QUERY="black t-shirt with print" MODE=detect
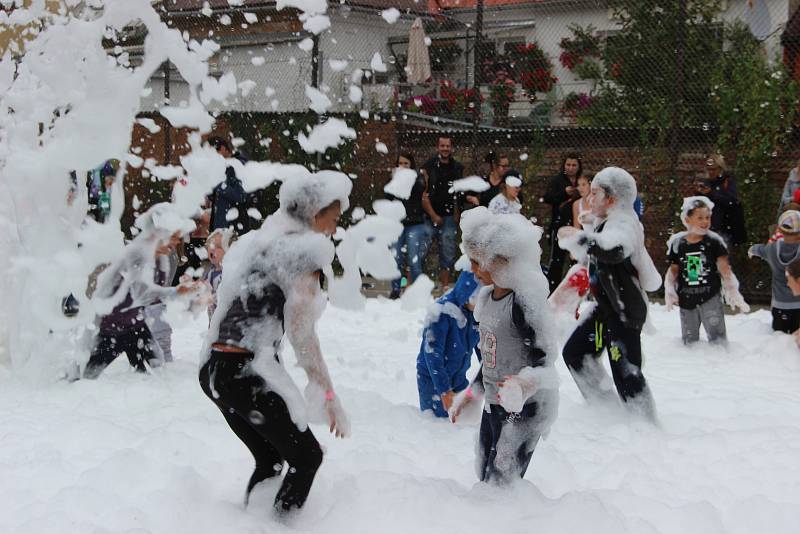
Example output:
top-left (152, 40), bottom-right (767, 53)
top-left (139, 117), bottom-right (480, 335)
top-left (668, 235), bottom-right (728, 309)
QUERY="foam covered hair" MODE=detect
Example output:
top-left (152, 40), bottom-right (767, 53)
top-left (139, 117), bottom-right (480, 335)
top-left (206, 227), bottom-right (235, 250)
top-left (593, 167), bottom-right (638, 211)
top-left (680, 196), bottom-right (714, 226)
top-left (134, 202), bottom-right (196, 237)
top-left (461, 207), bottom-right (543, 265)
top-left (280, 170), bottom-right (353, 225)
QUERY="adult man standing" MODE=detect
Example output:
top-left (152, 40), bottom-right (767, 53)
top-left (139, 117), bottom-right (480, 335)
top-left (543, 152), bottom-right (582, 292)
top-left (208, 136), bottom-right (251, 234)
top-left (422, 136), bottom-right (464, 290)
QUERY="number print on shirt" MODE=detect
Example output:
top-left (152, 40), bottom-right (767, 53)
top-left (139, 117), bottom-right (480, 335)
top-left (482, 332), bottom-right (498, 369)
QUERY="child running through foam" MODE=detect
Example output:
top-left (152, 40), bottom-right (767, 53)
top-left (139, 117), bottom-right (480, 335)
top-left (557, 167), bottom-right (661, 420)
top-left (200, 173), bottom-right (351, 517)
top-left (664, 196), bottom-right (749, 345)
top-left (450, 207), bottom-right (559, 485)
top-left (84, 203), bottom-right (200, 379)
top-left (416, 270), bottom-right (480, 418)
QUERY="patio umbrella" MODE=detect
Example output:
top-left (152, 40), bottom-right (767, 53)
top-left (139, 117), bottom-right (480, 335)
top-left (406, 17), bottom-right (431, 84)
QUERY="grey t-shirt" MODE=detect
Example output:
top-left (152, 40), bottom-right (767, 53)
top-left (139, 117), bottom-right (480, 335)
top-left (751, 240), bottom-right (800, 309)
top-left (478, 291), bottom-right (545, 406)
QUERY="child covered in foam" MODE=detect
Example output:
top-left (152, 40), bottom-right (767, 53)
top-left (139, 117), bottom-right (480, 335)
top-left (450, 207), bottom-right (558, 485)
top-left (557, 167), bottom-right (660, 420)
top-left (664, 196), bottom-right (749, 345)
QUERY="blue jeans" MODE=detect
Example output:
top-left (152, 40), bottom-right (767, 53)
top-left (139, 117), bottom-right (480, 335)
top-left (427, 215), bottom-right (457, 271)
top-left (392, 223), bottom-right (432, 293)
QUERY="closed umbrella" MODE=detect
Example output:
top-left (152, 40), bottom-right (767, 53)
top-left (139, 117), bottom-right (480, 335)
top-left (406, 17), bottom-right (431, 85)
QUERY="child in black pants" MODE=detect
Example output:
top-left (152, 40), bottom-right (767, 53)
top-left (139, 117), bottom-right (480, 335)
top-left (85, 204), bottom-right (197, 379)
top-left (558, 167), bottom-right (661, 419)
top-left (451, 207), bottom-right (559, 485)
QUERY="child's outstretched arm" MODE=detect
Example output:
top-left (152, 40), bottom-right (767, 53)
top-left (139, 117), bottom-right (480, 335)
top-left (748, 243), bottom-right (767, 260)
top-left (664, 264), bottom-right (680, 311)
top-left (557, 226), bottom-right (627, 265)
top-left (717, 256), bottom-right (750, 312)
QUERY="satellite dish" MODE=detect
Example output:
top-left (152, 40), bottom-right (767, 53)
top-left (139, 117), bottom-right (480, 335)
top-left (745, 0), bottom-right (772, 41)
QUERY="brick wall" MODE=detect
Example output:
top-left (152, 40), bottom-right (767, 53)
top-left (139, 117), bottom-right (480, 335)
top-left (123, 116), bottom-right (797, 301)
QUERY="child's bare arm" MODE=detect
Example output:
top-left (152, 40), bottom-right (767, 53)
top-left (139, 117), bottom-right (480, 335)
top-left (572, 201), bottom-right (581, 229)
top-left (664, 264), bottom-right (680, 311)
top-left (285, 272), bottom-right (349, 437)
top-left (717, 255), bottom-right (733, 279)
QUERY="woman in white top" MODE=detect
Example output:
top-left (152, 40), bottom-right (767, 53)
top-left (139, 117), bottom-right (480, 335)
top-left (572, 174), bottom-right (593, 230)
top-left (488, 173), bottom-right (523, 215)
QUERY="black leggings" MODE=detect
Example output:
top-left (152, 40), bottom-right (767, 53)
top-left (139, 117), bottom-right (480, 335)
top-left (83, 326), bottom-right (157, 379)
top-left (562, 308), bottom-right (655, 417)
top-left (771, 308), bottom-right (800, 334)
top-left (199, 351), bottom-right (323, 513)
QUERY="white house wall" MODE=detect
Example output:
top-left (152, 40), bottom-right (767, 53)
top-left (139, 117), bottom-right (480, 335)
top-left (319, 11), bottom-right (414, 112)
top-left (444, 0), bottom-right (791, 124)
top-left (139, 10), bottom-right (411, 115)
top-left (216, 44), bottom-right (312, 112)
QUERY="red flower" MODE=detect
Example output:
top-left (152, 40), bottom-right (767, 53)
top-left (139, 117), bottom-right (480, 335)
top-left (520, 69), bottom-right (557, 94)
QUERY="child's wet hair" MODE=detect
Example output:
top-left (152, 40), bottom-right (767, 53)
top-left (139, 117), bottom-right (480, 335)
top-left (685, 199), bottom-right (710, 218)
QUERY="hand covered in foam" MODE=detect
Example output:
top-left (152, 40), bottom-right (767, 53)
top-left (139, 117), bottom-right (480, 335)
top-left (325, 394), bottom-right (350, 438)
top-left (664, 268), bottom-right (679, 312)
top-left (549, 264), bottom-right (590, 315)
top-left (449, 386), bottom-right (481, 423)
top-left (497, 370), bottom-right (537, 414)
top-left (722, 276), bottom-right (750, 313)
top-left (557, 226), bottom-right (578, 242)
top-left (567, 267), bottom-right (590, 297)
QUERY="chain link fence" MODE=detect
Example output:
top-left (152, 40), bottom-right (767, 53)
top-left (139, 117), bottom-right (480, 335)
top-left (106, 0), bottom-right (800, 302)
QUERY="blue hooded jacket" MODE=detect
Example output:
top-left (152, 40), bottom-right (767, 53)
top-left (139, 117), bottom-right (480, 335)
top-left (416, 271), bottom-right (480, 396)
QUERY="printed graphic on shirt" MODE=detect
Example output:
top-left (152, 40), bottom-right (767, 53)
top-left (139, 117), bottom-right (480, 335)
top-left (684, 251), bottom-right (707, 285)
top-left (668, 236), bottom-right (726, 309)
top-left (481, 332), bottom-right (497, 369)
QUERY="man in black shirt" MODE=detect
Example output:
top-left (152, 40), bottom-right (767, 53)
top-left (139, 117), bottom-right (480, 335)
top-left (543, 152), bottom-right (582, 292)
top-left (422, 136), bottom-right (464, 290)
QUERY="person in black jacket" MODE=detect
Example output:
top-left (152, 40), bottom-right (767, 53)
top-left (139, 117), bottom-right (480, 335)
top-left (543, 152), bottom-right (582, 292)
top-left (694, 154), bottom-right (746, 248)
top-left (557, 167), bottom-right (661, 421)
top-left (208, 136), bottom-right (252, 235)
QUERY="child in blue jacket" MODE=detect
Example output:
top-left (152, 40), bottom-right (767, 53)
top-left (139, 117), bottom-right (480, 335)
top-left (416, 271), bottom-right (480, 417)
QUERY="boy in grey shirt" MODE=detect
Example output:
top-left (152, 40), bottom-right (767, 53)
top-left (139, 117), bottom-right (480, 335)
top-left (452, 207), bottom-right (558, 485)
top-left (749, 210), bottom-right (800, 333)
